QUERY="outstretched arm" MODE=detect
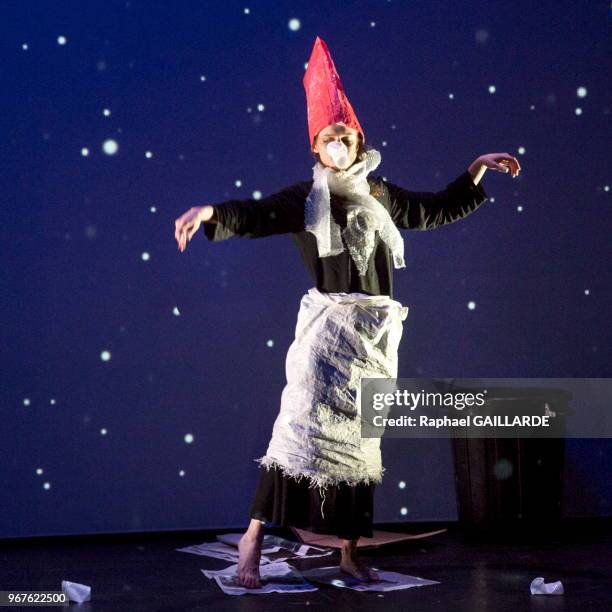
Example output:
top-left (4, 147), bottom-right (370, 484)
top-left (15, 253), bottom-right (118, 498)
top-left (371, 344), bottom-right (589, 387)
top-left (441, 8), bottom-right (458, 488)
top-left (386, 153), bottom-right (521, 231)
top-left (201, 182), bottom-right (307, 242)
top-left (385, 152), bottom-right (522, 231)
top-left (174, 182), bottom-right (307, 252)
top-left (385, 170), bottom-right (490, 231)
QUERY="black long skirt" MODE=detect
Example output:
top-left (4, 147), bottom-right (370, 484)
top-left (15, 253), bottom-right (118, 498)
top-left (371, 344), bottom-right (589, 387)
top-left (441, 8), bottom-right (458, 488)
top-left (249, 465), bottom-right (375, 540)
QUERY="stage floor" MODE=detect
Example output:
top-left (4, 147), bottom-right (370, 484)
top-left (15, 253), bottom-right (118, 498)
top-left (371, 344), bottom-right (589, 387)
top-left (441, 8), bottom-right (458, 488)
top-left (2, 519), bottom-right (610, 610)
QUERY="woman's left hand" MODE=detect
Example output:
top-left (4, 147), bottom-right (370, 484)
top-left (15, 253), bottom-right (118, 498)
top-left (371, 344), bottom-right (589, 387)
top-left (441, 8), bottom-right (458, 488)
top-left (477, 153), bottom-right (522, 178)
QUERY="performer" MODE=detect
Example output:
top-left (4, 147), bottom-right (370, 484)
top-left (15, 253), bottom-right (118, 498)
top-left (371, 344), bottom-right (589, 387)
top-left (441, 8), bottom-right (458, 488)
top-left (174, 36), bottom-right (520, 588)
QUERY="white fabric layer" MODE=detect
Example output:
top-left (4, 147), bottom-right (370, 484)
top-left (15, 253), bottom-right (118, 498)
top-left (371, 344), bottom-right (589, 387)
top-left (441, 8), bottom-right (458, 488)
top-left (255, 287), bottom-right (409, 492)
top-left (304, 148), bottom-right (406, 276)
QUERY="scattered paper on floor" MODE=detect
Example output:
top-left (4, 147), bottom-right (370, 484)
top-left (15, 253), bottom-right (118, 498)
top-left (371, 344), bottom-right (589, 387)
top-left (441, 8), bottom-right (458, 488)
top-left (201, 561), bottom-right (319, 596)
top-left (300, 565), bottom-right (440, 592)
top-left (176, 541), bottom-right (277, 564)
top-left (216, 533), bottom-right (334, 559)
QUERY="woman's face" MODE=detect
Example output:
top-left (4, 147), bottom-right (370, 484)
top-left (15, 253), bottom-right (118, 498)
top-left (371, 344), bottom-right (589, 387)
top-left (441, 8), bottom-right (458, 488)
top-left (312, 123), bottom-right (360, 170)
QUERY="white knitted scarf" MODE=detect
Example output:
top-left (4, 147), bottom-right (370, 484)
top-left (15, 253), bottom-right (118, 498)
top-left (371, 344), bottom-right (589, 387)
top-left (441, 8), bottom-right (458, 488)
top-left (304, 148), bottom-right (406, 275)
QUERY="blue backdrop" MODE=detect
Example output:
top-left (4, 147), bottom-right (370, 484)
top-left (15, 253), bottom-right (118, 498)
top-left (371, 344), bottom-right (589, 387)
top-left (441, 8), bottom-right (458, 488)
top-left (1, 0), bottom-right (610, 538)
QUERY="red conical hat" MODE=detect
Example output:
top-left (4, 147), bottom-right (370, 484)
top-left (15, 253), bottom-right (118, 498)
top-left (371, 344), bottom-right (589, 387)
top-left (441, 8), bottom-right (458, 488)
top-left (303, 36), bottom-right (365, 149)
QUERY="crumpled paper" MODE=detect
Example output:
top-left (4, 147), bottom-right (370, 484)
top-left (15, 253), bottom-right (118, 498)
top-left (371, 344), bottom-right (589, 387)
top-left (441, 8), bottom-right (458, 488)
top-left (201, 561), bottom-right (318, 596)
top-left (61, 580), bottom-right (91, 603)
top-left (530, 576), bottom-right (564, 595)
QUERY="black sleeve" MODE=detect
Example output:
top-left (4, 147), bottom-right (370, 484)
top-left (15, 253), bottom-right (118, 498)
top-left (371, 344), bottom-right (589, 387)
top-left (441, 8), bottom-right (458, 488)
top-left (385, 170), bottom-right (489, 231)
top-left (202, 182), bottom-right (306, 241)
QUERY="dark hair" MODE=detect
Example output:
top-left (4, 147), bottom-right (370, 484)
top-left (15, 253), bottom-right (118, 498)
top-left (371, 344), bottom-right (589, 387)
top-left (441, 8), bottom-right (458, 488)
top-left (311, 131), bottom-right (369, 167)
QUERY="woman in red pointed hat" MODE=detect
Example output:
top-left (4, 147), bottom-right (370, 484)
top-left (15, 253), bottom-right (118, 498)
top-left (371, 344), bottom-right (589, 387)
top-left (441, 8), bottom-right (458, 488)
top-left (175, 36), bottom-right (520, 588)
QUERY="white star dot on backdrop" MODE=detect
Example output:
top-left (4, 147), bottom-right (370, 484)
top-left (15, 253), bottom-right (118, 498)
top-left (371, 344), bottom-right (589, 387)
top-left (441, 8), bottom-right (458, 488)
top-left (102, 139), bottom-right (118, 155)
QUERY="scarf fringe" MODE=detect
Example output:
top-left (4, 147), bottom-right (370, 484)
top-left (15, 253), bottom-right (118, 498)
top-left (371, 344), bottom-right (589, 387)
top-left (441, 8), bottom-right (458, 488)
top-left (253, 455), bottom-right (386, 489)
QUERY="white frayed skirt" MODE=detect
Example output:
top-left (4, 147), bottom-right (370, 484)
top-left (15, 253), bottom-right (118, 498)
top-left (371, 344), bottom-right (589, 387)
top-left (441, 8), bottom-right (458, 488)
top-left (255, 286), bottom-right (409, 498)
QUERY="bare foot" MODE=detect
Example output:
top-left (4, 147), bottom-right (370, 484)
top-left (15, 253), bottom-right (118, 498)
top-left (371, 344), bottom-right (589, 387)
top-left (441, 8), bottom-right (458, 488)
top-left (340, 538), bottom-right (380, 582)
top-left (237, 533), bottom-right (263, 588)
top-left (340, 555), bottom-right (380, 582)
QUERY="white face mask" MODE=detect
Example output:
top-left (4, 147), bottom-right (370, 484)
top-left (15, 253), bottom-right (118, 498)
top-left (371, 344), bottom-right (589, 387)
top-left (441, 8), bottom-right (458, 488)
top-left (326, 140), bottom-right (350, 169)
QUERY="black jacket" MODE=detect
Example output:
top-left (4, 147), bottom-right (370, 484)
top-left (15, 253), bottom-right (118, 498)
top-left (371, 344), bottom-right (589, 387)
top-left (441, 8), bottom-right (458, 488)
top-left (203, 170), bottom-right (489, 298)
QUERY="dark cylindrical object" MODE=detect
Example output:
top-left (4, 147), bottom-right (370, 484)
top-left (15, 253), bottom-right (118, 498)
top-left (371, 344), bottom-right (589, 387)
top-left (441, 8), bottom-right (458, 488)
top-left (449, 386), bottom-right (573, 536)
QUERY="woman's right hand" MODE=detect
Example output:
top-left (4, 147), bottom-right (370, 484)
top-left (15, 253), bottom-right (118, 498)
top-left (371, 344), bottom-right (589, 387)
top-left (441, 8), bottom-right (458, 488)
top-left (174, 205), bottom-right (214, 252)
